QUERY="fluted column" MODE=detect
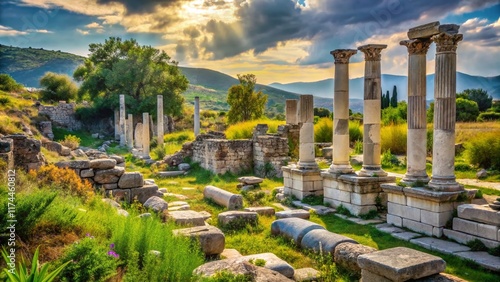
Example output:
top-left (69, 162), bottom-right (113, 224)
top-left (119, 94), bottom-right (126, 146)
top-left (400, 39), bottom-right (432, 185)
top-left (358, 44), bottom-right (387, 177)
top-left (429, 32), bottom-right (463, 191)
top-left (142, 112), bottom-right (150, 157)
top-left (298, 94), bottom-right (318, 170)
top-left (194, 96), bottom-right (200, 136)
top-left (157, 95), bottom-right (164, 145)
top-left (329, 49), bottom-right (357, 174)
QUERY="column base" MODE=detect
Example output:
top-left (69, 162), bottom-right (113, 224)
top-left (359, 166), bottom-right (388, 177)
top-left (428, 175), bottom-right (463, 192)
top-left (401, 173), bottom-right (430, 187)
top-left (328, 164), bottom-right (354, 174)
top-left (282, 166), bottom-right (322, 200)
top-left (298, 161), bottom-right (319, 170)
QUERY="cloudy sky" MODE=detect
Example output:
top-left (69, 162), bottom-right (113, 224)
top-left (0, 0), bottom-right (499, 84)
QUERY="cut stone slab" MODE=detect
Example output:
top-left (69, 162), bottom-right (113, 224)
top-left (239, 253), bottom-right (295, 278)
top-left (293, 268), bottom-right (321, 282)
top-left (407, 21), bottom-right (440, 39)
top-left (301, 229), bottom-right (358, 254)
top-left (130, 184), bottom-right (159, 204)
top-left (413, 273), bottom-right (468, 282)
top-left (238, 176), bottom-right (264, 185)
top-left (334, 242), bottom-right (377, 274)
top-left (168, 205), bottom-right (190, 211)
top-left (443, 229), bottom-right (500, 249)
top-left (173, 225), bottom-right (225, 256)
top-left (89, 158), bottom-right (116, 169)
top-left (292, 201), bottom-right (335, 215)
top-left (271, 218), bottom-right (325, 245)
top-left (393, 231), bottom-right (422, 241)
top-left (199, 211), bottom-right (212, 221)
top-left (454, 251), bottom-right (500, 272)
top-left (244, 206), bottom-right (275, 216)
top-left (118, 171), bottom-right (144, 188)
top-left (204, 185), bottom-right (243, 210)
top-left (158, 171), bottom-right (185, 177)
top-left (275, 209), bottom-right (310, 219)
top-left (218, 211), bottom-right (258, 227)
top-left (272, 203), bottom-right (291, 211)
top-left (357, 247), bottom-right (446, 281)
top-left (193, 260), bottom-right (293, 282)
top-left (221, 248), bottom-right (242, 259)
top-left (457, 204), bottom-right (500, 226)
top-left (410, 237), bottom-right (471, 254)
top-left (376, 223), bottom-right (405, 234)
top-left (168, 210), bottom-right (206, 226)
top-left (143, 196), bottom-right (168, 213)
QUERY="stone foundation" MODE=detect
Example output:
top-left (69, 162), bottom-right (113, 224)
top-left (282, 166), bottom-right (323, 200)
top-left (322, 172), bottom-right (394, 216)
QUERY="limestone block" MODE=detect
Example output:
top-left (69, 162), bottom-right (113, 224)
top-left (203, 185), bottom-right (243, 210)
top-left (332, 189), bottom-right (351, 203)
top-left (334, 242), bottom-right (377, 274)
top-left (357, 247), bottom-right (446, 281)
top-left (275, 210), bottom-right (310, 220)
top-left (55, 160), bottom-right (90, 169)
top-left (89, 158), bottom-right (117, 169)
top-left (293, 268), bottom-right (321, 282)
top-left (244, 207), bottom-right (275, 216)
top-left (143, 196), bottom-right (168, 213)
top-left (300, 229), bottom-right (358, 255)
top-left (351, 193), bottom-right (378, 206)
top-left (388, 193), bottom-right (407, 205)
top-left (407, 197), bottom-right (453, 213)
top-left (409, 237), bottom-right (470, 255)
top-left (118, 172), bottom-right (144, 188)
top-left (80, 169), bottom-right (94, 178)
top-left (107, 189), bottom-right (130, 203)
top-left (173, 225), bottom-right (225, 255)
top-left (457, 204), bottom-right (500, 226)
top-left (130, 184), bottom-right (159, 204)
top-left (403, 218), bottom-right (433, 236)
top-left (221, 249), bottom-right (242, 259)
top-left (94, 167), bottom-right (125, 184)
top-left (103, 183), bottom-right (118, 190)
top-left (271, 218), bottom-right (325, 245)
top-left (168, 210), bottom-right (206, 226)
top-left (388, 203), bottom-right (421, 222)
top-left (452, 218), bottom-right (478, 235)
top-left (421, 210), bottom-right (453, 227)
top-left (238, 176), bottom-right (263, 185)
top-left (109, 154), bottom-right (125, 164)
top-left (239, 253), bottom-right (295, 278)
top-left (218, 211), bottom-right (258, 227)
top-left (443, 229), bottom-right (500, 249)
top-left (341, 202), bottom-right (377, 216)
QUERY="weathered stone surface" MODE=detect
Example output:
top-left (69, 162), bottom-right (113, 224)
top-left (80, 169), bottom-right (94, 178)
top-left (409, 237), bottom-right (470, 254)
top-left (357, 247), bottom-right (446, 281)
top-left (94, 167), bottom-right (125, 184)
top-left (178, 163), bottom-right (191, 171)
top-left (109, 154), bottom-right (125, 164)
top-left (118, 172), bottom-right (144, 188)
top-left (55, 160), bottom-right (90, 169)
top-left (454, 251), bottom-right (500, 272)
top-left (407, 21), bottom-right (441, 39)
top-left (203, 185), bottom-right (243, 210)
top-left (240, 253), bottom-right (295, 278)
top-left (103, 183), bottom-right (118, 190)
top-left (275, 209), bottom-right (310, 219)
top-left (221, 249), bottom-right (242, 259)
top-left (130, 184), bottom-right (159, 204)
top-left (271, 218), bottom-right (325, 245)
top-left (89, 158), bottom-right (117, 169)
top-left (375, 223), bottom-right (405, 234)
top-left (218, 211), bottom-right (258, 227)
top-left (117, 209), bottom-right (129, 217)
top-left (143, 196), bottom-right (168, 213)
top-left (238, 176), bottom-right (264, 185)
top-left (102, 198), bottom-right (120, 209)
top-left (293, 268), bottom-right (321, 282)
top-left (244, 206), bottom-right (275, 216)
top-left (43, 141), bottom-right (71, 156)
top-left (301, 229), bottom-right (358, 254)
top-left (414, 273), bottom-right (468, 282)
top-left (457, 204), bottom-right (500, 226)
top-left (476, 169), bottom-right (488, 179)
top-left (173, 225), bottom-right (225, 255)
top-left (194, 260), bottom-right (293, 281)
top-left (168, 210), bottom-right (206, 226)
top-left (334, 243), bottom-right (377, 274)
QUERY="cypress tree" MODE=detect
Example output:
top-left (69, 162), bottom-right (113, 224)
top-left (391, 85), bottom-right (398, 108)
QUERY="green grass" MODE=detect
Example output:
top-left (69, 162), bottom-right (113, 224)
top-left (225, 119), bottom-right (285, 140)
top-left (52, 127), bottom-right (103, 148)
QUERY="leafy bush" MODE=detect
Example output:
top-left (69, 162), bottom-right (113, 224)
top-left (477, 112), bottom-right (500, 122)
top-left (61, 134), bottom-right (81, 149)
top-left (226, 119), bottom-right (284, 140)
top-left (465, 133), bottom-right (500, 169)
top-left (0, 96), bottom-right (10, 106)
top-left (349, 120), bottom-right (363, 144)
top-left (353, 140), bottom-right (363, 154)
top-left (164, 130), bottom-right (195, 143)
top-left (381, 149), bottom-right (401, 168)
top-left (39, 72), bottom-right (78, 102)
top-left (456, 98), bottom-right (479, 122)
top-left (0, 74), bottom-right (23, 92)
top-left (314, 117), bottom-right (332, 143)
top-left (381, 124), bottom-right (407, 155)
top-left (59, 236), bottom-right (118, 282)
top-left (382, 101), bottom-right (407, 125)
top-left (152, 144), bottom-right (166, 160)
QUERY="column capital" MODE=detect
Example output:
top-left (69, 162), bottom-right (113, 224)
top-left (357, 44), bottom-right (387, 61)
top-left (330, 49), bottom-right (357, 64)
top-left (400, 39), bottom-right (432, 55)
top-left (432, 33), bottom-right (463, 53)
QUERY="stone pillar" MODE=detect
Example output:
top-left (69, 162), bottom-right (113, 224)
top-left (119, 94), bottom-right (126, 146)
top-left (114, 110), bottom-right (120, 141)
top-left (142, 113), bottom-right (150, 158)
top-left (400, 39), bottom-right (432, 185)
top-left (157, 95), bottom-right (164, 145)
top-left (194, 96), bottom-right (200, 136)
top-left (285, 99), bottom-right (298, 125)
top-left (329, 49), bottom-right (357, 174)
top-left (357, 44), bottom-right (387, 177)
top-left (298, 95), bottom-right (318, 170)
top-left (126, 114), bottom-right (134, 149)
top-left (429, 31), bottom-right (463, 191)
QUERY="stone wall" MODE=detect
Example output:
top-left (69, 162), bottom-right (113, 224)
top-left (198, 139), bottom-right (253, 175)
top-left (38, 102), bottom-right (82, 130)
top-left (253, 124), bottom-right (289, 177)
top-left (0, 134), bottom-right (45, 171)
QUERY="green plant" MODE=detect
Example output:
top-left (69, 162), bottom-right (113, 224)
top-left (359, 209), bottom-right (379, 220)
top-left (0, 96), bottom-right (10, 106)
top-left (39, 72), bottom-right (78, 102)
top-left (477, 112), bottom-right (500, 121)
top-left (197, 271), bottom-right (252, 282)
top-left (488, 245), bottom-right (500, 257)
top-left (465, 133), bottom-right (500, 169)
top-left (474, 189), bottom-right (483, 199)
top-left (2, 246), bottom-right (70, 282)
top-left (336, 204), bottom-right (353, 217)
top-left (353, 140), bottom-right (363, 154)
top-left (0, 74), bottom-right (23, 92)
top-left (466, 239), bottom-right (488, 252)
top-left (381, 149), bottom-right (401, 168)
top-left (152, 144), bottom-right (166, 160)
top-left (381, 124), bottom-right (407, 155)
top-left (301, 195), bottom-right (324, 206)
top-left (314, 117), bottom-right (332, 143)
top-left (348, 120), bottom-right (363, 144)
top-left (61, 134), bottom-right (81, 150)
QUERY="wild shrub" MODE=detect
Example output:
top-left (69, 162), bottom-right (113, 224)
top-left (0, 96), bottom-right (10, 106)
top-left (152, 144), bottom-right (166, 160)
top-left (349, 120), bottom-right (363, 144)
top-left (314, 117), bottom-right (332, 143)
top-left (164, 130), bottom-right (195, 143)
top-left (466, 239), bottom-right (488, 252)
top-left (381, 149), bottom-right (401, 168)
top-left (226, 119), bottom-right (284, 140)
top-left (0, 74), bottom-right (23, 92)
top-left (477, 112), bottom-right (500, 122)
top-left (381, 123), bottom-right (407, 155)
top-left (61, 134), bottom-right (81, 149)
top-left (353, 140), bottom-right (363, 154)
top-left (465, 133), bottom-right (500, 169)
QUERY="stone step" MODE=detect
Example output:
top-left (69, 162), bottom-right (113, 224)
top-left (453, 218), bottom-right (499, 241)
top-left (392, 231), bottom-right (422, 241)
top-left (455, 251), bottom-right (500, 272)
top-left (409, 237), bottom-right (471, 255)
top-left (375, 223), bottom-right (405, 234)
top-left (292, 201), bottom-right (336, 215)
top-left (443, 229), bottom-right (500, 249)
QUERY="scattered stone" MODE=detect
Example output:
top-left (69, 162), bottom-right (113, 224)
top-left (194, 260), bottom-right (293, 282)
top-left (357, 247), bottom-right (446, 281)
top-left (293, 268), bottom-right (321, 282)
top-left (169, 201), bottom-right (189, 207)
top-left (168, 205), bottom-right (190, 211)
top-left (144, 196), bottom-right (168, 213)
top-left (291, 201), bottom-right (335, 215)
top-left (275, 193), bottom-right (286, 202)
top-left (476, 169), bottom-right (488, 179)
top-left (117, 209), bottom-right (129, 217)
top-left (158, 171), bottom-right (185, 177)
top-left (275, 209), bottom-right (310, 220)
top-left (244, 207), bottom-right (275, 216)
top-left (130, 184), bottom-right (159, 204)
top-left (109, 154), bottom-right (125, 164)
top-left (301, 229), bottom-right (358, 255)
top-left (271, 218), bottom-right (325, 245)
top-left (138, 213), bottom-right (152, 218)
top-left (173, 225), bottom-right (225, 256)
top-left (118, 172), bottom-right (144, 188)
top-left (334, 242), bottom-right (376, 274)
top-left (238, 176), bottom-right (264, 185)
top-left (203, 185), bottom-right (243, 210)
top-left (89, 158), bottom-right (117, 169)
top-left (221, 249), bottom-right (242, 259)
top-left (144, 178), bottom-right (156, 185)
top-left (178, 163), bottom-right (191, 171)
top-left (199, 211), bottom-right (212, 221)
top-left (168, 210), bottom-right (206, 226)
top-left (218, 211), bottom-right (258, 227)
top-left (102, 198), bottom-right (121, 209)
top-left (159, 188), bottom-right (168, 193)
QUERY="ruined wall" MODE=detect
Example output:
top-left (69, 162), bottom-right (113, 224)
top-left (0, 135), bottom-right (45, 171)
top-left (278, 124), bottom-right (299, 159)
top-left (194, 139), bottom-right (253, 175)
top-left (253, 124), bottom-right (289, 178)
top-left (38, 102), bottom-right (82, 130)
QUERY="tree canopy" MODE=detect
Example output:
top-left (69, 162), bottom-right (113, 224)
top-left (73, 37), bottom-right (187, 117)
top-left (456, 98), bottom-right (479, 122)
top-left (39, 72), bottom-right (78, 102)
top-left (0, 74), bottom-right (23, 92)
top-left (457, 89), bottom-right (492, 112)
top-left (226, 74), bottom-right (268, 124)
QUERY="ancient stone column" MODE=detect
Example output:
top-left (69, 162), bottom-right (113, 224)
top-left (400, 39), bottom-right (432, 185)
top-left (429, 31), bottom-right (463, 191)
top-left (194, 96), bottom-right (200, 136)
top-left (126, 114), bottom-right (134, 149)
top-left (157, 95), bottom-right (164, 145)
top-left (298, 95), bottom-right (318, 170)
top-left (285, 99), bottom-right (298, 125)
top-left (357, 44), bottom-right (387, 177)
top-left (119, 95), bottom-right (126, 146)
top-left (142, 112), bottom-right (150, 157)
top-left (329, 49), bottom-right (357, 174)
top-left (114, 110), bottom-right (120, 140)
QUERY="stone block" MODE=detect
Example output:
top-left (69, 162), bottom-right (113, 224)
top-left (360, 269), bottom-right (391, 282)
top-left (443, 229), bottom-right (500, 249)
top-left (130, 184), bottom-right (159, 204)
top-left (271, 218), bottom-right (325, 245)
top-left (403, 218), bottom-right (433, 236)
top-left (275, 210), bottom-right (310, 220)
top-left (357, 247), bottom-right (446, 281)
top-left (103, 183), bottom-right (118, 190)
top-left (55, 160), bottom-right (90, 169)
top-left (409, 237), bottom-right (470, 255)
top-left (244, 206), bottom-right (275, 216)
top-left (89, 158), bottom-right (116, 169)
top-left (421, 209), bottom-right (453, 227)
top-left (478, 223), bottom-right (499, 241)
top-left (94, 167), bottom-right (125, 184)
top-left (332, 189), bottom-right (351, 203)
top-left (407, 197), bottom-right (453, 213)
top-left (168, 210), bottom-right (206, 226)
top-left (193, 259), bottom-right (293, 281)
top-left (221, 248), bottom-right (242, 259)
top-left (118, 172), bottom-right (144, 188)
top-left (454, 251), bottom-right (500, 272)
top-left (393, 231), bottom-right (421, 241)
top-left (433, 227), bottom-right (444, 238)
top-left (387, 214), bottom-right (402, 227)
top-left (143, 196), bottom-right (168, 213)
top-left (388, 203), bottom-right (421, 222)
top-left (203, 185), bottom-right (243, 210)
top-left (238, 176), bottom-right (264, 185)
top-left (351, 193), bottom-right (378, 206)
top-left (293, 268), bottom-right (321, 282)
top-left (375, 223), bottom-right (404, 234)
top-left (334, 242), bottom-right (377, 274)
top-left (342, 202), bottom-right (377, 216)
top-left (388, 193), bottom-right (406, 205)
top-left (173, 225), bottom-right (225, 256)
top-left (300, 229), bottom-right (357, 254)
top-left (80, 169), bottom-right (94, 178)
top-left (457, 204), bottom-right (500, 226)
top-left (407, 21), bottom-right (441, 39)
top-left (452, 218), bottom-right (478, 235)
top-left (218, 211), bottom-right (258, 227)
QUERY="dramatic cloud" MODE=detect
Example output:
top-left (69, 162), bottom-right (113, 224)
top-left (95, 0), bottom-right (186, 14)
top-left (460, 17), bottom-right (500, 47)
top-left (0, 25), bottom-right (27, 36)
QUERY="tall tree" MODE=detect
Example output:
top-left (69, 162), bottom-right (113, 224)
top-left (227, 74), bottom-right (268, 124)
top-left (457, 89), bottom-right (492, 112)
top-left (391, 85), bottom-right (398, 108)
top-left (73, 37), bottom-right (187, 117)
top-left (39, 72), bottom-right (78, 102)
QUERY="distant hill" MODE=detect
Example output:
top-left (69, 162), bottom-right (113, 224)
top-left (270, 73), bottom-right (500, 100)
